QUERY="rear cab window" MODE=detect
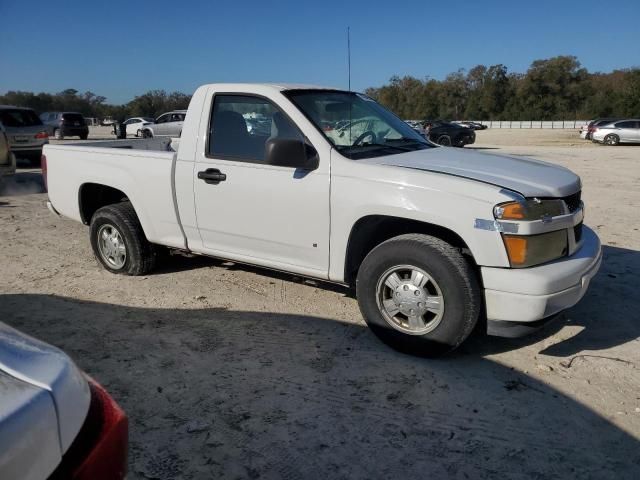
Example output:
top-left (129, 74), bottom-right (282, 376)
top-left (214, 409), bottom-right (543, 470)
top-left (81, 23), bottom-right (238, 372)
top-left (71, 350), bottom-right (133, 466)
top-left (61, 113), bottom-right (86, 125)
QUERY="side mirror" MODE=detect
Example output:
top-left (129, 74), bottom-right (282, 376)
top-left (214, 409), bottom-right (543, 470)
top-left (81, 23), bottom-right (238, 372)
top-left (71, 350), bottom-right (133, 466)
top-left (265, 138), bottom-right (319, 170)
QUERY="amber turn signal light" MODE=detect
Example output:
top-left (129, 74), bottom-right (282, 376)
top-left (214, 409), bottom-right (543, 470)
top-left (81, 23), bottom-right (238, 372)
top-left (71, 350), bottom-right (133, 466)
top-left (503, 235), bottom-right (528, 265)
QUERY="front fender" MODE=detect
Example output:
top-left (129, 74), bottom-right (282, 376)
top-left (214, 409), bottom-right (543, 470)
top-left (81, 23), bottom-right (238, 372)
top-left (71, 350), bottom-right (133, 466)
top-left (328, 163), bottom-right (511, 283)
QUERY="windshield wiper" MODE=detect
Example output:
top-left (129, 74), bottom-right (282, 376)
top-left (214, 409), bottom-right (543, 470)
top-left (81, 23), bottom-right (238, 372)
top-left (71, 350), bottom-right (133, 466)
top-left (343, 143), bottom-right (414, 152)
top-left (386, 137), bottom-right (428, 146)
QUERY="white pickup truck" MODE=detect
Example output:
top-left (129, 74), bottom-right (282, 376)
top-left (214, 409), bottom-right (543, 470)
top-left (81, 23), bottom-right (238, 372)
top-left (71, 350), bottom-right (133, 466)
top-left (43, 83), bottom-right (602, 356)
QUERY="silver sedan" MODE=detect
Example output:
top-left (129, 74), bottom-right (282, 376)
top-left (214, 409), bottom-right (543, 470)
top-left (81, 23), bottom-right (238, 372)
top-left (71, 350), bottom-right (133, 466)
top-left (592, 119), bottom-right (640, 145)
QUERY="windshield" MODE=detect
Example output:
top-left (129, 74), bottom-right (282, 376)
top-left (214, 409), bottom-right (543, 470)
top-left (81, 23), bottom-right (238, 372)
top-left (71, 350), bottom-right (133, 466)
top-left (284, 90), bottom-right (432, 159)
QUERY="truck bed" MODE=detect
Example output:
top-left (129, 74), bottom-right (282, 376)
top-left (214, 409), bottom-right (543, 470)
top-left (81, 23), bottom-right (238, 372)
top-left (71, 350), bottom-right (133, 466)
top-left (44, 138), bottom-right (186, 249)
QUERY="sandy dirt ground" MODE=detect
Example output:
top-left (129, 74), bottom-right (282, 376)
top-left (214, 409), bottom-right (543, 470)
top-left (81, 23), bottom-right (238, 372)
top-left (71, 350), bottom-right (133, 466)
top-left (1, 130), bottom-right (639, 479)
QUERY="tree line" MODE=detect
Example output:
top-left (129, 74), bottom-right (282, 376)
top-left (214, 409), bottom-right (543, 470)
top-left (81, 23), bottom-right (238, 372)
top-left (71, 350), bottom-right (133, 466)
top-left (1, 56), bottom-right (638, 122)
top-left (364, 56), bottom-right (639, 121)
top-left (0, 89), bottom-right (191, 121)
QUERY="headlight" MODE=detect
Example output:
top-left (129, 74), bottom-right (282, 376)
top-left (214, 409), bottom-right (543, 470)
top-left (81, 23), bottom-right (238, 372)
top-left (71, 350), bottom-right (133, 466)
top-left (494, 199), bottom-right (565, 221)
top-left (502, 230), bottom-right (568, 267)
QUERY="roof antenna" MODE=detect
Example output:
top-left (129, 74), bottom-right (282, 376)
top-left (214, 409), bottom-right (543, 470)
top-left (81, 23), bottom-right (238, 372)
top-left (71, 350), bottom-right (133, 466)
top-left (347, 27), bottom-right (351, 91)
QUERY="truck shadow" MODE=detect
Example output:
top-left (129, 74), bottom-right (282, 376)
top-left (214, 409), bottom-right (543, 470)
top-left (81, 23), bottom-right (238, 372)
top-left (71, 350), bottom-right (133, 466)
top-left (159, 243), bottom-right (640, 355)
top-left (467, 244), bottom-right (640, 357)
top-left (157, 254), bottom-right (351, 295)
top-left (0, 293), bottom-right (638, 479)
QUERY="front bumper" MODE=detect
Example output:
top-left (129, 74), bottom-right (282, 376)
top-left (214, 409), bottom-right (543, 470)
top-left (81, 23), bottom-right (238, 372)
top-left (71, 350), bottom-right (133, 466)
top-left (482, 225), bottom-right (601, 335)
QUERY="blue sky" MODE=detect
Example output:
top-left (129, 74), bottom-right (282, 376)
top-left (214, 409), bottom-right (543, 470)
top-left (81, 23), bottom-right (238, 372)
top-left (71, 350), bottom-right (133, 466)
top-left (1, 0), bottom-right (638, 104)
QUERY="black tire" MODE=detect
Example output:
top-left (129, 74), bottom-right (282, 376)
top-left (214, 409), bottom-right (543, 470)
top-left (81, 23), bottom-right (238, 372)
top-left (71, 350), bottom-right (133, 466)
top-left (136, 129), bottom-right (141, 137)
top-left (436, 135), bottom-right (452, 146)
top-left (89, 202), bottom-right (157, 276)
top-left (80, 134), bottom-right (88, 140)
top-left (604, 134), bottom-right (619, 146)
top-left (356, 234), bottom-right (480, 357)
top-left (142, 129), bottom-right (153, 138)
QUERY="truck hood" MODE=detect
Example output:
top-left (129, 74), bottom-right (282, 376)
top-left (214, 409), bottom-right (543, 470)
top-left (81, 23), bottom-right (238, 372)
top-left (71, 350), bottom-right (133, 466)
top-left (361, 147), bottom-right (581, 198)
top-left (0, 322), bottom-right (90, 456)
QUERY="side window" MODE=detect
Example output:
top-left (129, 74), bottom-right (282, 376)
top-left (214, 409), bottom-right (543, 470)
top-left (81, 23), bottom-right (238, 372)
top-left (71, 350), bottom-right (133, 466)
top-left (208, 94), bottom-right (303, 163)
top-left (156, 114), bottom-right (168, 124)
top-left (616, 121), bottom-right (634, 129)
top-left (170, 113), bottom-right (184, 122)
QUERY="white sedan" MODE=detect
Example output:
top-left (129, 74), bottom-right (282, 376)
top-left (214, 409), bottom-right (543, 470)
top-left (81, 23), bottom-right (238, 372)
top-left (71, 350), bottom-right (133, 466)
top-left (122, 117), bottom-right (155, 137)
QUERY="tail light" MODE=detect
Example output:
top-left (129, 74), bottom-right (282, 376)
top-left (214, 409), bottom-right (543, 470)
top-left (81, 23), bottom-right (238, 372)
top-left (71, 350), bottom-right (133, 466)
top-left (35, 131), bottom-right (49, 139)
top-left (50, 379), bottom-right (128, 480)
top-left (41, 154), bottom-right (48, 192)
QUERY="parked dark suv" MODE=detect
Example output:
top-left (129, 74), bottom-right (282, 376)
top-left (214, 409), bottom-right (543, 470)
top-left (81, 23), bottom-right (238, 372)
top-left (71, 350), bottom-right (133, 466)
top-left (425, 121), bottom-right (475, 147)
top-left (40, 112), bottom-right (89, 140)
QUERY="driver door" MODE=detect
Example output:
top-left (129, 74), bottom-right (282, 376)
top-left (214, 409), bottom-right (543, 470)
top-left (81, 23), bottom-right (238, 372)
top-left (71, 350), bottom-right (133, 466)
top-left (192, 93), bottom-right (330, 278)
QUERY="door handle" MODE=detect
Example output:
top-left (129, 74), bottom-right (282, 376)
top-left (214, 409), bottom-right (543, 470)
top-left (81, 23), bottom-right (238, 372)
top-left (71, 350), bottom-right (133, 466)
top-left (198, 168), bottom-right (227, 185)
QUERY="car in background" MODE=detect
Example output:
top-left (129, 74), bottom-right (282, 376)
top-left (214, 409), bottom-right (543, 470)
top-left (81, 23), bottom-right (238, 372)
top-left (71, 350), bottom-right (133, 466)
top-left (581, 118), bottom-right (620, 140)
top-left (0, 321), bottom-right (128, 479)
top-left (591, 119), bottom-right (640, 145)
top-left (140, 110), bottom-right (186, 138)
top-left (578, 120), bottom-right (592, 139)
top-left (0, 122), bottom-right (17, 176)
top-left (40, 112), bottom-right (89, 140)
top-left (425, 120), bottom-right (475, 147)
top-left (121, 117), bottom-right (155, 137)
top-left (404, 120), bottom-right (425, 136)
top-left (0, 106), bottom-right (49, 163)
top-left (100, 117), bottom-right (116, 127)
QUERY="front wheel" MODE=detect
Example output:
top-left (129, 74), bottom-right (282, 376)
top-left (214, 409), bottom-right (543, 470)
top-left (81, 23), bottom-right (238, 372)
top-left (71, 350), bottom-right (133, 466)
top-left (604, 134), bottom-right (619, 146)
top-left (436, 135), bottom-right (452, 146)
top-left (356, 234), bottom-right (480, 357)
top-left (90, 202), bottom-right (157, 275)
top-left (142, 129), bottom-right (153, 138)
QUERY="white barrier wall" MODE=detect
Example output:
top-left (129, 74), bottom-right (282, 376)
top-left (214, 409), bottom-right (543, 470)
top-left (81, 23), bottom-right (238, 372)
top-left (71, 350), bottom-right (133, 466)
top-left (472, 120), bottom-right (589, 129)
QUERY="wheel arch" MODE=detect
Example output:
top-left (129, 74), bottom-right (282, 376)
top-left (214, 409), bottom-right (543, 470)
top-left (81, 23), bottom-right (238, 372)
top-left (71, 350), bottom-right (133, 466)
top-left (343, 214), bottom-right (477, 287)
top-left (79, 183), bottom-right (133, 225)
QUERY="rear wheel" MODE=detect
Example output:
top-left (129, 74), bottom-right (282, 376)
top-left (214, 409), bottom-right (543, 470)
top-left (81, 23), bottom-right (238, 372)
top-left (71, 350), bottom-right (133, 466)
top-left (136, 129), bottom-right (141, 137)
top-left (356, 234), bottom-right (480, 357)
top-left (604, 134), bottom-right (620, 146)
top-left (89, 202), bottom-right (157, 275)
